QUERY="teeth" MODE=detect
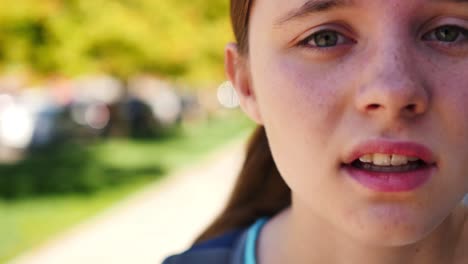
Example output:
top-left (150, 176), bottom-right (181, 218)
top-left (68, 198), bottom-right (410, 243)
top-left (359, 154), bottom-right (373, 163)
top-left (358, 154), bottom-right (420, 166)
top-left (391, 154), bottom-right (408, 166)
top-left (373, 153), bottom-right (391, 166)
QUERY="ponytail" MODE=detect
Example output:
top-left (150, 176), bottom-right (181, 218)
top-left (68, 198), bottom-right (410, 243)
top-left (193, 125), bottom-right (291, 244)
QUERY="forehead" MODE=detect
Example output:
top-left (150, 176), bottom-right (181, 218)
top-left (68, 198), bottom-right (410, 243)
top-left (250, 0), bottom-right (468, 25)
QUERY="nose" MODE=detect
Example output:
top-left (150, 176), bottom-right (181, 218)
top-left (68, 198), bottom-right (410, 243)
top-left (355, 45), bottom-right (430, 120)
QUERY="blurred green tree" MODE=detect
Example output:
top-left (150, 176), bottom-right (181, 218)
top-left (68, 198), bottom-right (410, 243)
top-left (0, 0), bottom-right (231, 84)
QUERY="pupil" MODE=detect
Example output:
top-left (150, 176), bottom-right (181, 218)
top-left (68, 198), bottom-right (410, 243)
top-left (315, 31), bottom-right (338, 47)
top-left (436, 27), bottom-right (459, 42)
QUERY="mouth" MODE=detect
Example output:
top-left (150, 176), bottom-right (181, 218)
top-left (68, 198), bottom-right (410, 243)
top-left (346, 154), bottom-right (431, 173)
top-left (341, 140), bottom-right (437, 192)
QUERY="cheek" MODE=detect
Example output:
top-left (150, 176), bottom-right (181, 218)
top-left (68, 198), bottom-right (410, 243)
top-left (249, 55), bottom-right (355, 193)
top-left (431, 67), bottom-right (468, 147)
top-left (425, 63), bottom-right (468, 193)
top-left (252, 56), bottom-right (349, 134)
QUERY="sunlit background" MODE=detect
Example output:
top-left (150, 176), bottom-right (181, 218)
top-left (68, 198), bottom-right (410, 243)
top-left (0, 1), bottom-right (253, 263)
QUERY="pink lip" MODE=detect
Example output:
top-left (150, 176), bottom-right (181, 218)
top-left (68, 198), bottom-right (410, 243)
top-left (342, 166), bottom-right (435, 192)
top-left (342, 140), bottom-right (437, 192)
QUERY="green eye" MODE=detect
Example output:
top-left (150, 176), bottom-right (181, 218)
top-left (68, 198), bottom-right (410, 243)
top-left (313, 31), bottom-right (339, 47)
top-left (423, 25), bottom-right (468, 43)
top-left (298, 29), bottom-right (354, 51)
top-left (435, 26), bottom-right (461, 42)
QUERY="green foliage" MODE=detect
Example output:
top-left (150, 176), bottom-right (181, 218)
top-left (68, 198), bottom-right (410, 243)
top-left (0, 111), bottom-right (255, 262)
top-left (0, 110), bottom-right (254, 199)
top-left (0, 141), bottom-right (166, 199)
top-left (0, 0), bottom-right (232, 83)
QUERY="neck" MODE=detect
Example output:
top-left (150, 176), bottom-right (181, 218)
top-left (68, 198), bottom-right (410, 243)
top-left (258, 202), bottom-right (466, 264)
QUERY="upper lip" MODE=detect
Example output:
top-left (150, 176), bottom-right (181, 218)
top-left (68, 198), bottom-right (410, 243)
top-left (342, 139), bottom-right (437, 165)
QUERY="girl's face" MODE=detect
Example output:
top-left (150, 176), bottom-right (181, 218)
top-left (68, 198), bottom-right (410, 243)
top-left (227, 0), bottom-right (468, 245)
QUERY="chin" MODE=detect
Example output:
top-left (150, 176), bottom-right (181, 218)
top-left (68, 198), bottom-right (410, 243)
top-left (344, 205), bottom-right (444, 247)
top-left (356, 227), bottom-right (432, 247)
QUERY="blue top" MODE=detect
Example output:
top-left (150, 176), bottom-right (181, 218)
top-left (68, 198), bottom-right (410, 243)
top-left (244, 217), bottom-right (269, 264)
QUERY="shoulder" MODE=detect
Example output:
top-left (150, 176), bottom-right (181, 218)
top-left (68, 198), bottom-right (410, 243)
top-left (162, 229), bottom-right (248, 264)
top-left (190, 229), bottom-right (245, 251)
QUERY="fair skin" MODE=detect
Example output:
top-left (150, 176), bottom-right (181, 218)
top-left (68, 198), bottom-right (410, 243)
top-left (226, 0), bottom-right (468, 263)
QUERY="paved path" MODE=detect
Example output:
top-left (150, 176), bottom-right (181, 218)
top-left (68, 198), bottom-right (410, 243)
top-left (9, 140), bottom-right (246, 264)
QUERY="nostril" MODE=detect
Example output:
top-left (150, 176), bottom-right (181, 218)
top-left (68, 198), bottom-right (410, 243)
top-left (405, 104), bottom-right (417, 112)
top-left (367, 104), bottom-right (380, 111)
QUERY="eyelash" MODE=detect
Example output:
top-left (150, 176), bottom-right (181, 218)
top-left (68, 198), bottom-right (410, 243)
top-left (299, 29), bottom-right (355, 50)
top-left (422, 25), bottom-right (468, 46)
top-left (298, 25), bottom-right (468, 52)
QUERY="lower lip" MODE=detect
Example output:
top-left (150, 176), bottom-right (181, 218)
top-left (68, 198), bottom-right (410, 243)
top-left (342, 165), bottom-right (434, 192)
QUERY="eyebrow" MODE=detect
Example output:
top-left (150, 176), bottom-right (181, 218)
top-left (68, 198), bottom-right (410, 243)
top-left (274, 0), bottom-right (355, 27)
top-left (274, 0), bottom-right (468, 27)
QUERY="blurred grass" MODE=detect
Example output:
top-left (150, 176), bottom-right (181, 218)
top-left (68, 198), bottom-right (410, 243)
top-left (0, 110), bottom-right (255, 263)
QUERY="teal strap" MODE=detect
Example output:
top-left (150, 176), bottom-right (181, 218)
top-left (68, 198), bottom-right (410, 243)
top-left (244, 217), bottom-right (269, 264)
